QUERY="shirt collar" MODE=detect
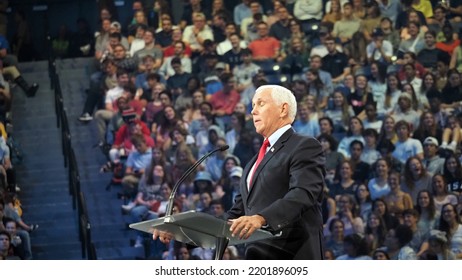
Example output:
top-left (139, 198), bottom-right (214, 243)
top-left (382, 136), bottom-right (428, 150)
top-left (267, 124), bottom-right (292, 147)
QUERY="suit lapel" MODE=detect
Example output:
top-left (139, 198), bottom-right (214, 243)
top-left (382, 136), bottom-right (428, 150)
top-left (248, 128), bottom-right (294, 195)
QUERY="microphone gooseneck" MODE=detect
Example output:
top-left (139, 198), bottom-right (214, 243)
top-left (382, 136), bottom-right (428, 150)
top-left (165, 145), bottom-right (229, 217)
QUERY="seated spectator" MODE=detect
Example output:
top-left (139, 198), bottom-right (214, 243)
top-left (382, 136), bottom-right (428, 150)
top-left (3, 217), bottom-right (32, 259)
top-left (129, 24), bottom-right (146, 57)
top-left (398, 21), bottom-right (426, 57)
top-left (373, 198), bottom-right (400, 231)
top-left (337, 117), bottom-right (365, 159)
top-left (362, 103), bottom-right (383, 133)
top-left (233, 48), bottom-right (260, 93)
top-left (324, 90), bottom-right (354, 135)
top-left (332, 2), bottom-right (361, 44)
top-left (366, 28), bottom-right (393, 65)
top-left (209, 73), bottom-right (240, 130)
top-left (436, 23), bottom-right (459, 56)
top-left (329, 160), bottom-right (360, 201)
top-left (364, 212), bottom-right (388, 253)
top-left (368, 158), bottom-right (391, 201)
top-left (347, 74), bottom-right (374, 117)
top-left (317, 133), bottom-right (344, 185)
top-left (268, 5), bottom-right (291, 41)
top-left (415, 190), bottom-right (438, 233)
top-left (133, 28), bottom-right (163, 71)
top-left (418, 30), bottom-right (445, 71)
top-left (155, 105), bottom-right (187, 152)
top-left (380, 17), bottom-right (401, 52)
top-left (413, 112), bottom-right (443, 144)
top-left (104, 109), bottom-right (153, 170)
top-left (422, 137), bottom-right (445, 176)
top-left (0, 230), bottom-right (20, 260)
top-left (159, 41), bottom-right (192, 80)
top-left (384, 170), bottom-right (413, 220)
top-left (204, 137), bottom-right (229, 183)
top-left (440, 69), bottom-right (462, 110)
top-left (437, 203), bottom-right (462, 259)
top-left (216, 23), bottom-right (247, 56)
top-left (93, 69), bottom-right (130, 146)
top-left (247, 21), bottom-right (281, 62)
top-left (349, 140), bottom-right (370, 184)
top-left (403, 208), bottom-right (431, 258)
top-left (432, 174), bottom-right (458, 213)
top-left (443, 154), bottom-right (462, 196)
top-left (361, 130), bottom-right (381, 170)
top-left (390, 93), bottom-right (421, 130)
top-left (163, 28), bottom-right (192, 58)
top-left (336, 233), bottom-right (372, 260)
top-left (324, 218), bottom-right (346, 259)
top-left (401, 156), bottom-right (432, 204)
top-left (293, 100), bottom-right (320, 137)
top-left (183, 12), bottom-right (214, 56)
top-left (392, 119), bottom-right (424, 165)
top-left (120, 134), bottom-right (153, 200)
top-left (222, 33), bottom-right (246, 70)
top-left (325, 194), bottom-right (365, 238)
top-left (427, 229), bottom-right (457, 260)
top-left (384, 224), bottom-right (417, 260)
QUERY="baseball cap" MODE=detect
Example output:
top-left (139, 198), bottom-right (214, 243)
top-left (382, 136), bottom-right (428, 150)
top-left (423, 137), bottom-right (439, 146)
top-left (229, 166), bottom-right (243, 178)
top-left (122, 108), bottom-right (137, 123)
top-left (111, 21), bottom-right (121, 30)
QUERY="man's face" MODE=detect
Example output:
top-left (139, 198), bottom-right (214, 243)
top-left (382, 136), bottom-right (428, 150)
top-left (113, 46), bottom-right (126, 59)
top-left (251, 88), bottom-right (284, 138)
top-left (310, 57), bottom-right (321, 70)
top-left (403, 214), bottom-right (417, 228)
top-left (174, 42), bottom-right (184, 55)
top-left (257, 23), bottom-right (268, 38)
top-left (350, 144), bottom-right (362, 160)
top-left (134, 141), bottom-right (148, 153)
top-left (343, 5), bottom-right (352, 16)
top-left (250, 2), bottom-right (260, 14)
top-left (225, 24), bottom-right (236, 37)
top-left (162, 20), bottom-right (172, 32)
top-left (424, 33), bottom-right (435, 47)
top-left (102, 20), bottom-right (111, 32)
top-left (230, 34), bottom-right (240, 48)
top-left (424, 143), bottom-right (437, 157)
top-left (193, 16), bottom-right (206, 29)
top-left (277, 7), bottom-right (289, 20)
top-left (117, 74), bottom-right (129, 87)
top-left (143, 31), bottom-right (154, 45)
top-left (325, 40), bottom-right (336, 53)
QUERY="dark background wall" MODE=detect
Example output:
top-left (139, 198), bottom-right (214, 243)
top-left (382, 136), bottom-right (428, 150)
top-left (6, 0), bottom-right (139, 60)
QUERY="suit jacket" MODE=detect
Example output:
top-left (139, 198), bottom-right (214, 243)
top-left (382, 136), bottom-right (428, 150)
top-left (227, 128), bottom-right (326, 259)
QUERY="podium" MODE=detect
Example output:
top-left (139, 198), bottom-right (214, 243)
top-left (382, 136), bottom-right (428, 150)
top-left (130, 210), bottom-right (274, 260)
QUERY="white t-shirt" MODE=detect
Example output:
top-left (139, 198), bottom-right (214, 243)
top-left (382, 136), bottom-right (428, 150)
top-left (392, 138), bottom-right (423, 164)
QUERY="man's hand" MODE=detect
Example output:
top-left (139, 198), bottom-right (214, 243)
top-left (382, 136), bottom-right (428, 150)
top-left (152, 229), bottom-right (174, 244)
top-left (229, 215), bottom-right (266, 239)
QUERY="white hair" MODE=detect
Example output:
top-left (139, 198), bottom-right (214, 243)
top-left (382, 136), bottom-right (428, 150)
top-left (255, 85), bottom-right (297, 121)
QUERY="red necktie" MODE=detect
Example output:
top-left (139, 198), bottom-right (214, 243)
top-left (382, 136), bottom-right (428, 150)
top-left (250, 138), bottom-right (270, 186)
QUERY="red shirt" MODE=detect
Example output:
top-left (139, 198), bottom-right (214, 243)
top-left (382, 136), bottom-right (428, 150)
top-left (113, 120), bottom-right (154, 152)
top-left (163, 44), bottom-right (192, 58)
top-left (248, 36), bottom-right (280, 59)
top-left (210, 89), bottom-right (240, 116)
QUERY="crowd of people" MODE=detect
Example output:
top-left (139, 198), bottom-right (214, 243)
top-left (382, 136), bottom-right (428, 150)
top-left (75, 0), bottom-right (462, 260)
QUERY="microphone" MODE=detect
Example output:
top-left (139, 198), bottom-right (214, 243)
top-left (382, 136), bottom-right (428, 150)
top-left (165, 145), bottom-right (229, 217)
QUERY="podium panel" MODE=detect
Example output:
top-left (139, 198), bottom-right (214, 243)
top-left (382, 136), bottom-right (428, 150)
top-left (129, 210), bottom-right (274, 249)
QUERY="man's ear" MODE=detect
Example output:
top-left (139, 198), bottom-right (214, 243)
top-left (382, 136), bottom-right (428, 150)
top-left (280, 103), bottom-right (289, 118)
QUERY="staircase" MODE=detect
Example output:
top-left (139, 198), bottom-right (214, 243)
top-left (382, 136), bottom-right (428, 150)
top-left (12, 58), bottom-right (144, 259)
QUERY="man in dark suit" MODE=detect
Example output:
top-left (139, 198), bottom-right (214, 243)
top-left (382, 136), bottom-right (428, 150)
top-left (227, 84), bottom-right (326, 259)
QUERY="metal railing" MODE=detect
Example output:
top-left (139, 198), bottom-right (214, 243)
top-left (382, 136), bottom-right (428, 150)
top-left (48, 36), bottom-right (96, 260)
